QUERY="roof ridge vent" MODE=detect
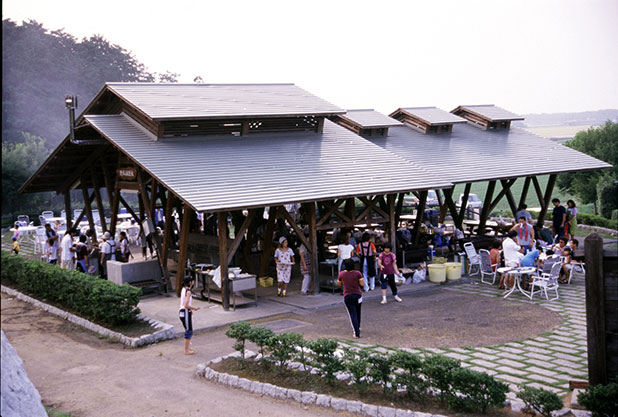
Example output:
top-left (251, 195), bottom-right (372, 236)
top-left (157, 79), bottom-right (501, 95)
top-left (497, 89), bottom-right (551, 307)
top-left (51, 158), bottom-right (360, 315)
top-left (451, 105), bottom-right (524, 130)
top-left (389, 107), bottom-right (466, 134)
top-left (329, 109), bottom-right (402, 137)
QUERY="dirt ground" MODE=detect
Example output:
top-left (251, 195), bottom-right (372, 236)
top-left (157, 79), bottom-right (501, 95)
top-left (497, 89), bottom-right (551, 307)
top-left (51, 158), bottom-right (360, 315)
top-left (1, 287), bottom-right (562, 417)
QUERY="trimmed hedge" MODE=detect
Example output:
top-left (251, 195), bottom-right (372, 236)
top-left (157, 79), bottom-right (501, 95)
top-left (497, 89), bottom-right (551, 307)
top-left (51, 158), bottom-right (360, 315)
top-left (577, 213), bottom-right (618, 230)
top-left (1, 250), bottom-right (141, 325)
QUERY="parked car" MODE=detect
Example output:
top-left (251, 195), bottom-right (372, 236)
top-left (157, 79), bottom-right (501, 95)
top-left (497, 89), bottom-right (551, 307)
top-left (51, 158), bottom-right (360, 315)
top-left (403, 193), bottom-right (419, 206)
top-left (426, 190), bottom-right (439, 207)
top-left (456, 193), bottom-right (483, 211)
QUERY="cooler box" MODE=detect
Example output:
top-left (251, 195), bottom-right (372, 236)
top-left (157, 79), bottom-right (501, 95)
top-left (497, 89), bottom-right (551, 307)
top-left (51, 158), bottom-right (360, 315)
top-left (427, 264), bottom-right (446, 283)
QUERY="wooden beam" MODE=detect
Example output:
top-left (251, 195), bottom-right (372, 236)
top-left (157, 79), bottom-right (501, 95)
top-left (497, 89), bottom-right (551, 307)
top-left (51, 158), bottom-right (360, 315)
top-left (437, 189), bottom-right (448, 223)
top-left (101, 160), bottom-right (115, 206)
top-left (109, 185), bottom-right (120, 236)
top-left (226, 210), bottom-right (256, 266)
top-left (478, 181), bottom-right (497, 235)
top-left (57, 147), bottom-right (108, 193)
top-left (259, 207), bottom-right (277, 278)
top-left (305, 202), bottom-right (319, 295)
top-left (217, 211), bottom-right (230, 311)
top-left (176, 204), bottom-right (193, 296)
top-left (501, 179), bottom-right (518, 217)
top-left (519, 177), bottom-right (532, 210)
top-left (388, 194), bottom-right (396, 249)
top-left (91, 170), bottom-right (107, 232)
top-left (584, 233), bottom-right (607, 385)
top-left (316, 199), bottom-right (346, 227)
top-left (161, 193), bottom-right (175, 265)
top-left (531, 176), bottom-right (545, 207)
top-left (395, 193), bottom-right (405, 227)
top-left (458, 183), bottom-right (472, 222)
top-left (119, 196), bottom-right (141, 224)
top-left (149, 179), bottom-right (158, 220)
top-left (442, 188), bottom-right (462, 230)
top-left (278, 205), bottom-right (311, 253)
top-left (412, 190), bottom-right (428, 244)
top-left (488, 178), bottom-right (517, 213)
top-left (69, 192), bottom-right (96, 230)
top-left (64, 190), bottom-right (72, 228)
top-left (358, 196), bottom-right (389, 220)
top-left (80, 178), bottom-right (96, 238)
top-left (537, 175), bottom-right (557, 226)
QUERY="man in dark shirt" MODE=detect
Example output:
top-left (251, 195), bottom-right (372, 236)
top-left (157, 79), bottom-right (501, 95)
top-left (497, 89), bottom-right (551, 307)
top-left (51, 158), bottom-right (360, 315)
top-left (551, 198), bottom-right (567, 239)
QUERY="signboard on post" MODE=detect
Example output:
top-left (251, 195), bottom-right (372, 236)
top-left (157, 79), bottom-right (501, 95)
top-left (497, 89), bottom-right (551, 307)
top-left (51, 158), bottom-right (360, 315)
top-left (117, 167), bottom-right (137, 181)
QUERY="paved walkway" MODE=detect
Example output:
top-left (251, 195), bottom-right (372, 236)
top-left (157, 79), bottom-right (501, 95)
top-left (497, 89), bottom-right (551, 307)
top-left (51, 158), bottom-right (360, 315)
top-left (340, 276), bottom-right (588, 399)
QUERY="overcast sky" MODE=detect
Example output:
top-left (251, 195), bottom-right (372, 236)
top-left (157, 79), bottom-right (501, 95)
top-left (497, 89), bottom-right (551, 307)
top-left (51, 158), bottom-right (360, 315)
top-left (3, 0), bottom-right (617, 115)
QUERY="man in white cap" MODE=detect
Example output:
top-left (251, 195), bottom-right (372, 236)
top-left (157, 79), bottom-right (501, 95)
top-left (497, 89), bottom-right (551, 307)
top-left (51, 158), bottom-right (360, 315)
top-left (100, 231), bottom-right (117, 279)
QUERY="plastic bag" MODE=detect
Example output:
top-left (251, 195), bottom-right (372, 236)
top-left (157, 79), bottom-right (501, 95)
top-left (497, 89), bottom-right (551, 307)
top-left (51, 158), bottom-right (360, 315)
top-left (412, 268), bottom-right (427, 283)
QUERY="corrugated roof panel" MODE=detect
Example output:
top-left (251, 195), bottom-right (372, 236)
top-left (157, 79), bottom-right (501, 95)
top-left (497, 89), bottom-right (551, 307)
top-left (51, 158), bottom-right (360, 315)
top-left (84, 115), bottom-right (452, 212)
top-left (399, 107), bottom-right (467, 125)
top-left (454, 105), bottom-right (524, 121)
top-left (368, 123), bottom-right (611, 184)
top-left (342, 110), bottom-right (403, 128)
top-left (105, 83), bottom-right (345, 120)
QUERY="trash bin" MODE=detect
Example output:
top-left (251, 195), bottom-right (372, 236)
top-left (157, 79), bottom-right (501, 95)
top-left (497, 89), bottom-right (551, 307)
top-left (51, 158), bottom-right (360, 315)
top-left (427, 263), bottom-right (446, 283)
top-left (445, 262), bottom-right (462, 281)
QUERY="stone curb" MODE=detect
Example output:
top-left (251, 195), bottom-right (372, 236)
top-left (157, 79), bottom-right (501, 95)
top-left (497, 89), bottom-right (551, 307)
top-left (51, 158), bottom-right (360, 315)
top-left (196, 352), bottom-right (591, 417)
top-left (576, 224), bottom-right (618, 237)
top-left (1, 285), bottom-right (175, 348)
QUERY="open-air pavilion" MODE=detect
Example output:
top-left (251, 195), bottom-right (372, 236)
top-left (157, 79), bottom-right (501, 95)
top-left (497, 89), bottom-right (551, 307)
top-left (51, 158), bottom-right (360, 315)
top-left (20, 83), bottom-right (610, 310)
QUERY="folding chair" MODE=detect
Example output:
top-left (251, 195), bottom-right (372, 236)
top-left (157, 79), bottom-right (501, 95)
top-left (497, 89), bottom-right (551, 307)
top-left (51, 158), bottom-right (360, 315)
top-left (41, 211), bottom-right (54, 219)
top-left (17, 215), bottom-right (30, 227)
top-left (479, 249), bottom-right (499, 285)
top-left (39, 215), bottom-right (47, 226)
top-left (34, 227), bottom-right (47, 254)
top-left (463, 242), bottom-right (481, 276)
top-left (530, 262), bottom-right (561, 301)
top-left (568, 263), bottom-right (586, 284)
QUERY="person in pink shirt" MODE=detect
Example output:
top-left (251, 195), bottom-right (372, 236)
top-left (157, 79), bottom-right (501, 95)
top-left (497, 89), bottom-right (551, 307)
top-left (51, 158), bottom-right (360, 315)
top-left (377, 243), bottom-right (403, 305)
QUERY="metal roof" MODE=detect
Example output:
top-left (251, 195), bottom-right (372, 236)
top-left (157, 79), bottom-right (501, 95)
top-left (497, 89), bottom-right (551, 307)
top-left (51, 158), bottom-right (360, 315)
top-left (83, 114), bottom-right (452, 212)
top-left (104, 83), bottom-right (345, 121)
top-left (341, 109), bottom-right (403, 128)
top-left (397, 107), bottom-right (467, 125)
top-left (454, 105), bottom-right (524, 122)
top-left (367, 123), bottom-right (611, 184)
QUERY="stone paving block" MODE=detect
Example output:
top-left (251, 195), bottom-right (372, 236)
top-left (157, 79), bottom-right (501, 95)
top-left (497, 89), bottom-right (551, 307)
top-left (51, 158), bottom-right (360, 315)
top-left (548, 334), bottom-right (576, 342)
top-left (534, 336), bottom-right (550, 342)
top-left (528, 374), bottom-right (560, 384)
top-left (547, 345), bottom-right (583, 355)
top-left (461, 362), bottom-right (472, 368)
top-left (554, 352), bottom-right (583, 362)
top-left (526, 352), bottom-right (554, 362)
top-left (549, 340), bottom-right (577, 349)
top-left (471, 352), bottom-right (498, 361)
top-left (527, 359), bottom-right (556, 369)
top-left (471, 359), bottom-right (497, 368)
top-left (498, 346), bottom-right (523, 355)
top-left (476, 347), bottom-right (498, 354)
top-left (554, 367), bottom-right (587, 379)
top-left (523, 340), bottom-right (547, 348)
top-left (424, 347), bottom-right (445, 354)
top-left (527, 366), bottom-right (558, 376)
top-left (553, 330), bottom-right (574, 337)
top-left (495, 366), bottom-right (527, 376)
top-left (553, 358), bottom-right (585, 369)
top-left (497, 358), bottom-right (526, 368)
top-left (496, 351), bottom-right (525, 361)
top-left (444, 352), bottom-right (470, 361)
top-left (504, 342), bottom-right (526, 349)
top-left (375, 347), bottom-right (390, 354)
top-left (469, 366), bottom-right (496, 376)
top-left (527, 382), bottom-right (561, 393)
top-left (496, 374), bottom-right (526, 384)
top-left (449, 347), bottom-right (470, 353)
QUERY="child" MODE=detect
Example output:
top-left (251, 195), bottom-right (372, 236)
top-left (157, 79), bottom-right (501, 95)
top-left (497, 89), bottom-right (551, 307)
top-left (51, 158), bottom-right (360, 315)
top-left (356, 232), bottom-right (377, 291)
top-left (11, 237), bottom-right (20, 255)
top-left (274, 236), bottom-right (294, 297)
top-left (179, 276), bottom-right (200, 355)
top-left (46, 238), bottom-right (58, 264)
top-left (377, 242), bottom-right (403, 304)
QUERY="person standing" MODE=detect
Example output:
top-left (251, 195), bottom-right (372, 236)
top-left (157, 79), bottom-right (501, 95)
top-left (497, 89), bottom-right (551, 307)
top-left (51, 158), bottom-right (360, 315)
top-left (510, 216), bottom-right (535, 253)
top-left (298, 239), bottom-right (311, 295)
top-left (356, 232), bottom-right (377, 291)
top-left (377, 242), bottom-right (403, 304)
top-left (502, 230), bottom-right (524, 267)
top-left (179, 276), bottom-right (200, 355)
top-left (565, 200), bottom-right (578, 240)
top-left (274, 236), bottom-right (294, 297)
top-left (60, 229), bottom-right (78, 269)
top-left (75, 235), bottom-right (90, 273)
top-left (337, 236), bottom-right (355, 272)
top-left (118, 231), bottom-right (131, 263)
top-left (551, 198), bottom-right (567, 239)
top-left (337, 259), bottom-right (364, 339)
top-left (515, 204), bottom-right (533, 224)
top-left (45, 238), bottom-right (58, 264)
top-left (100, 232), bottom-right (117, 279)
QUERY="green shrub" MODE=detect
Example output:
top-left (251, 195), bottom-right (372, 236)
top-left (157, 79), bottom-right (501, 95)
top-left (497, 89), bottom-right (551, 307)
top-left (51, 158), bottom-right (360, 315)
top-left (368, 353), bottom-right (394, 396)
top-left (225, 321), bottom-right (252, 364)
top-left (1, 251), bottom-right (140, 325)
top-left (577, 213), bottom-right (618, 230)
top-left (391, 350), bottom-right (429, 402)
top-left (422, 354), bottom-right (461, 402)
top-left (268, 332), bottom-right (303, 374)
top-left (597, 175), bottom-right (618, 219)
top-left (247, 326), bottom-right (274, 361)
top-left (517, 385), bottom-right (563, 417)
top-left (612, 209), bottom-right (618, 221)
top-left (343, 348), bottom-right (371, 394)
top-left (446, 368), bottom-right (508, 413)
top-left (308, 338), bottom-right (344, 385)
top-left (577, 382), bottom-right (618, 417)
top-left (293, 337), bottom-right (310, 372)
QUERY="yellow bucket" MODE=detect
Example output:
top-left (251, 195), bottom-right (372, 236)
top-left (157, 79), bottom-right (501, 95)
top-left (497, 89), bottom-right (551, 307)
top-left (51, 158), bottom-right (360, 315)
top-left (445, 262), bottom-right (462, 281)
top-left (258, 277), bottom-right (274, 287)
top-left (427, 264), bottom-right (446, 283)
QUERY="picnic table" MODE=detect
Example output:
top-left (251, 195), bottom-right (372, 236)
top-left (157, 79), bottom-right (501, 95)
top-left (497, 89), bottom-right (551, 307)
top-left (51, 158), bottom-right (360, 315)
top-left (499, 266), bottom-right (536, 299)
top-left (463, 219), bottom-right (514, 235)
top-left (10, 226), bottom-right (38, 236)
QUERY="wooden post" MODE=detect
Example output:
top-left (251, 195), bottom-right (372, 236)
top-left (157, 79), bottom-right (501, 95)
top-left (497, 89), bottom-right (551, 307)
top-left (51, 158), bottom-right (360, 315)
top-left (519, 177), bottom-right (531, 210)
top-left (91, 171), bottom-right (107, 232)
top-left (584, 233), bottom-right (607, 385)
top-left (388, 194), bottom-right (396, 249)
top-left (64, 190), bottom-right (72, 229)
top-left (109, 185), bottom-right (120, 236)
top-left (442, 188), bottom-right (462, 230)
top-left (161, 193), bottom-right (175, 266)
top-left (149, 179), bottom-right (158, 220)
top-left (395, 193), bottom-right (405, 227)
top-left (501, 179), bottom-right (518, 218)
top-left (412, 190), bottom-right (428, 244)
top-left (176, 204), bottom-right (193, 296)
top-left (80, 179), bottom-right (96, 238)
top-left (217, 211), bottom-right (230, 311)
top-left (259, 207), bottom-right (277, 278)
top-left (437, 190), bottom-right (448, 223)
top-left (477, 180), bottom-right (496, 235)
top-left (306, 202), bottom-right (319, 295)
top-left (458, 183), bottom-right (472, 221)
top-left (537, 175), bottom-right (557, 226)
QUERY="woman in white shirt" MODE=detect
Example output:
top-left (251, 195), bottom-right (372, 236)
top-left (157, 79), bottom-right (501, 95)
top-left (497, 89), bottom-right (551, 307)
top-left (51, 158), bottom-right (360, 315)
top-left (274, 236), bottom-right (295, 297)
top-left (337, 235), bottom-right (356, 272)
top-left (179, 276), bottom-right (200, 355)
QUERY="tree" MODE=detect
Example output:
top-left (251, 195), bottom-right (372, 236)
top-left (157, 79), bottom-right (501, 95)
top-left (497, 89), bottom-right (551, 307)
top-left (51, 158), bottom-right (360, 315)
top-left (557, 121), bottom-right (618, 214)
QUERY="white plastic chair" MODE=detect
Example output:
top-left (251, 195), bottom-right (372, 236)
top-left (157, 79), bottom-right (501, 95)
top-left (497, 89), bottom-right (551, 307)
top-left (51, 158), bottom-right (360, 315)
top-left (463, 242), bottom-right (481, 276)
top-left (39, 215), bottom-right (47, 226)
top-left (530, 262), bottom-right (561, 301)
top-left (34, 227), bottom-right (47, 254)
top-left (568, 263), bottom-right (586, 284)
top-left (479, 249), bottom-right (499, 285)
top-left (41, 211), bottom-right (54, 219)
top-left (16, 215), bottom-right (30, 227)
top-left (128, 226), bottom-right (139, 244)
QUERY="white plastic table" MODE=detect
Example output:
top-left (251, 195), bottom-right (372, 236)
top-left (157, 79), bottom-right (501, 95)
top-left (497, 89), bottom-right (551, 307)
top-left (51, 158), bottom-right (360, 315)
top-left (502, 267), bottom-right (537, 299)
